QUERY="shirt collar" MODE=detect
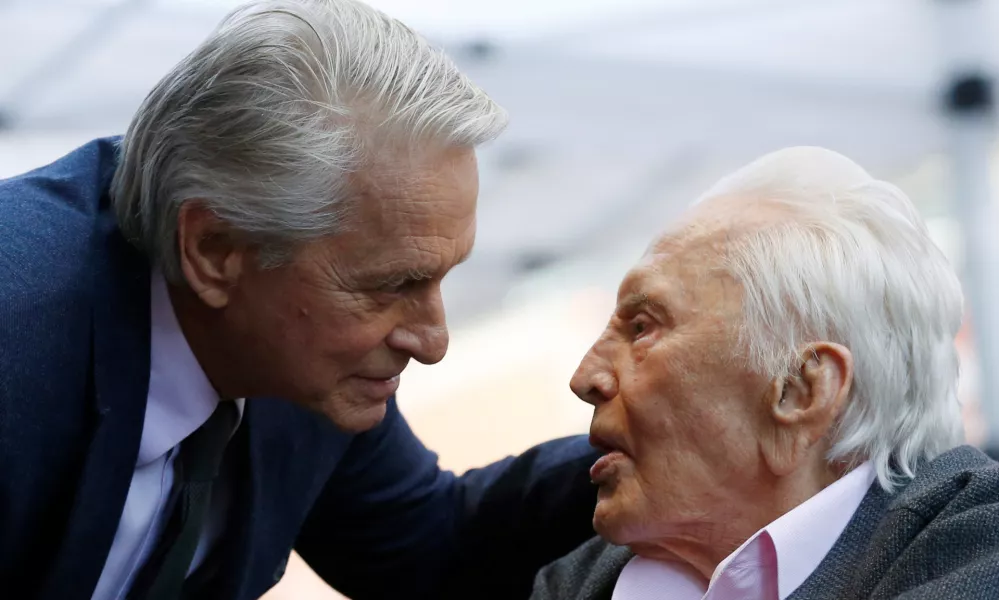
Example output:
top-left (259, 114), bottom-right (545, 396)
top-left (709, 461), bottom-right (876, 599)
top-left (138, 271), bottom-right (243, 466)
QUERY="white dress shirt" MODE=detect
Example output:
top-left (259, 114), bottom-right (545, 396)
top-left (612, 462), bottom-right (876, 600)
top-left (91, 273), bottom-right (244, 600)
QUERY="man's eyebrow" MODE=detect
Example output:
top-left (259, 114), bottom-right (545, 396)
top-left (372, 248), bottom-right (473, 285)
top-left (371, 266), bottom-right (434, 286)
top-left (618, 291), bottom-right (670, 316)
top-left (407, 267), bottom-right (437, 280)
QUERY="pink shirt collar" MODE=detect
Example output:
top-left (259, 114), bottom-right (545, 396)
top-left (613, 462), bottom-right (875, 600)
top-left (138, 272), bottom-right (243, 466)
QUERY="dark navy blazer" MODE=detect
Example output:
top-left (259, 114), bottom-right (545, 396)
top-left (0, 138), bottom-right (599, 599)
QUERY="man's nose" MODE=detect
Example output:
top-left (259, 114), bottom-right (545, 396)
top-left (569, 342), bottom-right (618, 406)
top-left (386, 285), bottom-right (450, 365)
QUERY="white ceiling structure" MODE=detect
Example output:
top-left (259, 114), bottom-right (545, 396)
top-left (1, 0), bottom-right (997, 329)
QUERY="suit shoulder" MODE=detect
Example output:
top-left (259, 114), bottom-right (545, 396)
top-left (532, 537), bottom-right (631, 600)
top-left (0, 137), bottom-right (119, 299)
top-left (892, 445), bottom-right (999, 520)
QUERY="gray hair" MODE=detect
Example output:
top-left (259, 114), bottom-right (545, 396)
top-left (111, 0), bottom-right (508, 281)
top-left (702, 147), bottom-right (965, 491)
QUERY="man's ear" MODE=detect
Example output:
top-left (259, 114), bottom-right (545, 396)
top-left (176, 202), bottom-right (246, 309)
top-left (760, 342), bottom-right (853, 476)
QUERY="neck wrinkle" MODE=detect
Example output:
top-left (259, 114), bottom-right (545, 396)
top-left (629, 464), bottom-right (839, 581)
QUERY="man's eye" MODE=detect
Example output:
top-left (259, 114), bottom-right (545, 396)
top-left (630, 315), bottom-right (653, 338)
top-left (379, 280), bottom-right (409, 294)
top-left (379, 277), bottom-right (425, 294)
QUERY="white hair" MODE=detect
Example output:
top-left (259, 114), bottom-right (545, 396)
top-left (703, 147), bottom-right (965, 491)
top-left (111, 0), bottom-right (508, 281)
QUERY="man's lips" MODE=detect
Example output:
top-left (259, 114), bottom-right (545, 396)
top-left (589, 432), bottom-right (625, 455)
top-left (589, 450), bottom-right (627, 483)
top-left (350, 374), bottom-right (402, 398)
top-left (588, 432), bottom-right (629, 483)
top-left (357, 373), bottom-right (403, 381)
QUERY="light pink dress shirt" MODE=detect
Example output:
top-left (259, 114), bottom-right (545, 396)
top-left (91, 272), bottom-right (244, 600)
top-left (612, 462), bottom-right (875, 600)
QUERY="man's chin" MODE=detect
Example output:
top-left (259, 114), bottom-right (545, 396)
top-left (592, 495), bottom-right (634, 546)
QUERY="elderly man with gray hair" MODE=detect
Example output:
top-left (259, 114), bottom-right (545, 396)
top-left (0, 1), bottom-right (599, 599)
top-left (532, 147), bottom-right (999, 600)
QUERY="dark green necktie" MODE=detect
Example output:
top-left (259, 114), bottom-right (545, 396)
top-left (134, 401), bottom-right (239, 600)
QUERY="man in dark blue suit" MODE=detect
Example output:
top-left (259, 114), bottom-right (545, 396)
top-left (0, 1), bottom-right (598, 599)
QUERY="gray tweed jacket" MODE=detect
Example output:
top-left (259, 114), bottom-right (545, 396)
top-left (532, 445), bottom-right (999, 600)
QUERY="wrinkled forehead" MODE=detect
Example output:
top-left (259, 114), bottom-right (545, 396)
top-left (619, 194), bottom-right (793, 315)
top-left (674, 192), bottom-right (795, 237)
top-left (616, 228), bottom-right (741, 317)
top-left (347, 145), bottom-right (480, 229)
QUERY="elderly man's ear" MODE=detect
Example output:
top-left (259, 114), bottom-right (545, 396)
top-left (760, 342), bottom-right (854, 477)
top-left (177, 201), bottom-right (248, 309)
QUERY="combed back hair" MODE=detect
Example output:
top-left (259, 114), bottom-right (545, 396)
top-left (111, 0), bottom-right (508, 281)
top-left (701, 147), bottom-right (965, 491)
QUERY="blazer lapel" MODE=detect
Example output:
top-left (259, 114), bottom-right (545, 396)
top-left (786, 482), bottom-right (891, 600)
top-left (40, 210), bottom-right (151, 599)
